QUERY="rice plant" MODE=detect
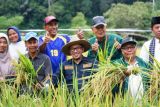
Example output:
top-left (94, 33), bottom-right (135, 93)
top-left (0, 50), bottom-right (160, 106)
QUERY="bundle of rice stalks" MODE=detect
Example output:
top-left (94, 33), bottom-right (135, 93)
top-left (147, 61), bottom-right (160, 103)
top-left (81, 61), bottom-right (126, 99)
top-left (137, 57), bottom-right (160, 106)
top-left (13, 54), bottom-right (37, 86)
top-left (130, 66), bottom-right (141, 74)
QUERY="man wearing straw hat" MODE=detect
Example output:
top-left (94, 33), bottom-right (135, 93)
top-left (53, 38), bottom-right (98, 91)
top-left (140, 16), bottom-right (160, 65)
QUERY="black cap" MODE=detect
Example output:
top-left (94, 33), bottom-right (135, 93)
top-left (121, 37), bottom-right (137, 48)
top-left (92, 16), bottom-right (106, 27)
top-left (151, 16), bottom-right (160, 28)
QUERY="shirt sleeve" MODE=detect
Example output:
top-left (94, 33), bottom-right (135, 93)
top-left (52, 64), bottom-right (63, 87)
top-left (38, 35), bottom-right (44, 47)
top-left (44, 56), bottom-right (52, 76)
top-left (87, 49), bottom-right (98, 60)
top-left (92, 59), bottom-right (98, 73)
top-left (139, 42), bottom-right (149, 63)
top-left (60, 34), bottom-right (70, 43)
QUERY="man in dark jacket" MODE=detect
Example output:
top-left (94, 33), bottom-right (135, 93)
top-left (54, 38), bottom-right (98, 92)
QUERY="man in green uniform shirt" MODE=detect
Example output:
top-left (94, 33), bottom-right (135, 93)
top-left (115, 37), bottom-right (150, 100)
top-left (88, 16), bottom-right (123, 61)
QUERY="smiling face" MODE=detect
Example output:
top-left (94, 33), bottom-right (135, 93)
top-left (92, 24), bottom-right (106, 39)
top-left (152, 24), bottom-right (160, 39)
top-left (69, 44), bottom-right (84, 60)
top-left (44, 20), bottom-right (58, 37)
top-left (8, 29), bottom-right (19, 43)
top-left (0, 37), bottom-right (8, 53)
top-left (25, 38), bottom-right (38, 54)
top-left (121, 43), bottom-right (137, 61)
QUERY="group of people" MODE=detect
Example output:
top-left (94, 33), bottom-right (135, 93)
top-left (0, 15), bottom-right (160, 99)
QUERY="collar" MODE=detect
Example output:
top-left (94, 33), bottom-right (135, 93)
top-left (43, 33), bottom-right (58, 41)
top-left (50, 34), bottom-right (58, 41)
top-left (154, 37), bottom-right (160, 43)
top-left (97, 35), bottom-right (107, 42)
top-left (26, 50), bottom-right (40, 60)
top-left (121, 56), bottom-right (138, 66)
top-left (68, 56), bottom-right (88, 65)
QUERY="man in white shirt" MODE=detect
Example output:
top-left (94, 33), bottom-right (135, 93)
top-left (140, 16), bottom-right (160, 65)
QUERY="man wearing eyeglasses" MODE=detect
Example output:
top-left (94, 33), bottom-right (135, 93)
top-left (114, 37), bottom-right (150, 100)
top-left (53, 38), bottom-right (98, 91)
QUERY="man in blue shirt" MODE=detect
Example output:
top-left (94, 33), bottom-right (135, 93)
top-left (39, 16), bottom-right (81, 74)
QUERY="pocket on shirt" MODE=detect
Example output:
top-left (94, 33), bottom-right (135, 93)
top-left (64, 70), bottom-right (73, 81)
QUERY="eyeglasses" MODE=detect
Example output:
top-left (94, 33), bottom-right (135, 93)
top-left (70, 46), bottom-right (82, 53)
top-left (121, 46), bottom-right (136, 50)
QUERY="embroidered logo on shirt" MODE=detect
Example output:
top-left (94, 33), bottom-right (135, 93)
top-left (64, 65), bottom-right (74, 70)
top-left (83, 63), bottom-right (92, 68)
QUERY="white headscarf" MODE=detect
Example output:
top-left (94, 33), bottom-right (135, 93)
top-left (0, 33), bottom-right (13, 76)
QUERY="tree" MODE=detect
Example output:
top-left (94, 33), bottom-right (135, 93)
top-left (71, 12), bottom-right (89, 28)
top-left (104, 2), bottom-right (153, 29)
top-left (0, 16), bottom-right (23, 29)
top-left (155, 0), bottom-right (160, 10)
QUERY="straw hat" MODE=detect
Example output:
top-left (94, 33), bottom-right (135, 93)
top-left (62, 37), bottom-right (91, 55)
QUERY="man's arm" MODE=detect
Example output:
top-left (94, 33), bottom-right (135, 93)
top-left (39, 42), bottom-right (48, 53)
top-left (39, 35), bottom-right (51, 53)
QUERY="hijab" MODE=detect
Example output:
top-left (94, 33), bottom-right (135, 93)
top-left (0, 33), bottom-right (13, 76)
top-left (7, 26), bottom-right (22, 42)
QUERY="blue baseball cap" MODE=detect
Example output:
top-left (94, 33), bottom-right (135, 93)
top-left (25, 32), bottom-right (38, 41)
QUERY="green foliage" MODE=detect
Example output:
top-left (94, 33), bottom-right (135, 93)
top-left (48, 2), bottom-right (64, 16)
top-left (71, 12), bottom-right (89, 28)
top-left (152, 10), bottom-right (160, 16)
top-left (0, 1), bottom-right (158, 29)
top-left (0, 16), bottom-right (23, 29)
top-left (104, 2), bottom-right (156, 29)
top-left (155, 0), bottom-right (160, 10)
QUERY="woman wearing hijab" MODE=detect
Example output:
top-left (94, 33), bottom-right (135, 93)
top-left (0, 33), bottom-right (14, 80)
top-left (7, 26), bottom-right (26, 61)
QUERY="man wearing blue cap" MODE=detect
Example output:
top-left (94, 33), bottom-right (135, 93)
top-left (88, 16), bottom-right (123, 61)
top-left (140, 16), bottom-right (160, 65)
top-left (25, 32), bottom-right (53, 90)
